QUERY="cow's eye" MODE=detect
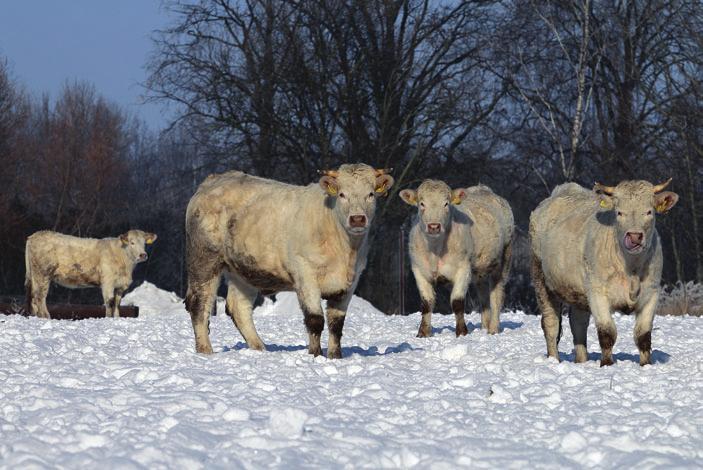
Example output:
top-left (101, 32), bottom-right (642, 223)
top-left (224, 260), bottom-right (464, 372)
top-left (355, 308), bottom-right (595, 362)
top-left (444, 202), bottom-right (449, 207)
top-left (130, 242), bottom-right (135, 245)
top-left (617, 211), bottom-right (622, 216)
top-left (368, 192), bottom-right (374, 198)
top-left (339, 192), bottom-right (346, 199)
top-left (419, 202), bottom-right (425, 208)
top-left (647, 210), bottom-right (652, 215)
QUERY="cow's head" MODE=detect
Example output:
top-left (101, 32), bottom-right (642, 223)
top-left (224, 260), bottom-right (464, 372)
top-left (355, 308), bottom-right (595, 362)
top-left (399, 180), bottom-right (467, 238)
top-left (119, 230), bottom-right (157, 263)
top-left (594, 178), bottom-right (678, 256)
top-left (319, 164), bottom-right (394, 236)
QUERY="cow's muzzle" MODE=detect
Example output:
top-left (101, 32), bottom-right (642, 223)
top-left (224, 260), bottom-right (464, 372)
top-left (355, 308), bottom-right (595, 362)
top-left (624, 232), bottom-right (644, 254)
top-left (426, 223), bottom-right (442, 235)
top-left (349, 214), bottom-right (367, 230)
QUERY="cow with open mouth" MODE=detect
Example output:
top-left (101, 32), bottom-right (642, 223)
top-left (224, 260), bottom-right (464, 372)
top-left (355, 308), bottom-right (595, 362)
top-left (529, 179), bottom-right (678, 366)
top-left (184, 164), bottom-right (394, 358)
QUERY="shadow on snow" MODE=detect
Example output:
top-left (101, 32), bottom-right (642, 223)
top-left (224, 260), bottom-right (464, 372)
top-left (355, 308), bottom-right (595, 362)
top-left (223, 341), bottom-right (421, 357)
top-left (558, 349), bottom-right (671, 365)
top-left (431, 320), bottom-right (524, 335)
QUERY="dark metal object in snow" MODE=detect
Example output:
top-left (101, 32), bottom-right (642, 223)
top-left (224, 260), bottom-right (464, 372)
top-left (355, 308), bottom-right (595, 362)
top-left (0, 302), bottom-right (139, 320)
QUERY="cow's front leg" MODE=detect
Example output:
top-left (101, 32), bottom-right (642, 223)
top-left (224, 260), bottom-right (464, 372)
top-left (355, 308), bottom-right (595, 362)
top-left (450, 266), bottom-right (471, 337)
top-left (589, 294), bottom-right (616, 367)
top-left (326, 294), bottom-right (351, 359)
top-left (634, 292), bottom-right (657, 366)
top-left (412, 266), bottom-right (435, 337)
top-left (101, 283), bottom-right (116, 318)
top-left (294, 266), bottom-right (324, 356)
top-left (112, 288), bottom-right (125, 318)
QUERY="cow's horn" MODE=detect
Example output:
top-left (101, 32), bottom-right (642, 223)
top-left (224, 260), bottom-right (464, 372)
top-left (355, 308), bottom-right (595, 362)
top-left (318, 169), bottom-right (339, 177)
top-left (593, 182), bottom-right (615, 196)
top-left (375, 168), bottom-right (393, 176)
top-left (653, 178), bottom-right (672, 194)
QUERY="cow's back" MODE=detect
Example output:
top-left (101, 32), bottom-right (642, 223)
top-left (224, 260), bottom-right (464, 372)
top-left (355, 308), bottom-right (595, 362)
top-left (26, 231), bottom-right (106, 287)
top-left (460, 185), bottom-right (513, 274)
top-left (186, 171), bottom-right (332, 281)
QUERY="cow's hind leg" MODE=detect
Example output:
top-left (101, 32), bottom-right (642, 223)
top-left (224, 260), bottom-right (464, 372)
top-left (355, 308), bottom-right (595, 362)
top-left (225, 276), bottom-right (265, 351)
top-left (30, 277), bottom-right (51, 319)
top-left (185, 274), bottom-right (220, 355)
top-left (532, 254), bottom-right (561, 360)
top-left (477, 279), bottom-right (492, 332)
top-left (487, 240), bottom-right (512, 334)
top-left (487, 276), bottom-right (505, 335)
top-left (569, 307), bottom-right (590, 363)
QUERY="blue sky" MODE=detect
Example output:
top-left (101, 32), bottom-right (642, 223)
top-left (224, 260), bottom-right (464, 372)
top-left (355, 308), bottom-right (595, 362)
top-left (0, 1), bottom-right (173, 130)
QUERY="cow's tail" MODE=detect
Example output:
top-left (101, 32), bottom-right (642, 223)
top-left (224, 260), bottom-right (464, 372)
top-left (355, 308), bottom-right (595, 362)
top-left (24, 238), bottom-right (32, 313)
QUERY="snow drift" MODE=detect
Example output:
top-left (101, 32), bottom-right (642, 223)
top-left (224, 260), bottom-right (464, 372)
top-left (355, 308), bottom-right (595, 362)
top-left (1, 282), bottom-right (702, 467)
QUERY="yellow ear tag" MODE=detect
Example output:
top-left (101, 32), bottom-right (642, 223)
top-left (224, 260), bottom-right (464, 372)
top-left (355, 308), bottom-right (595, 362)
top-left (375, 183), bottom-right (386, 194)
top-left (600, 199), bottom-right (607, 208)
top-left (327, 185), bottom-right (337, 196)
top-left (146, 238), bottom-right (154, 245)
top-left (655, 202), bottom-right (667, 213)
top-left (451, 196), bottom-right (462, 205)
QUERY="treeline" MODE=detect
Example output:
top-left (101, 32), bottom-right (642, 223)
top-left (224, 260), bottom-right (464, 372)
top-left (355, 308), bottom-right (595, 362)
top-left (2, 0), bottom-right (702, 315)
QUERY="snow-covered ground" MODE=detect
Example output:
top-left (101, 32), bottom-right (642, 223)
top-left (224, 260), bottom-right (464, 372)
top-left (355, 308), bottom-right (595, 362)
top-left (1, 282), bottom-right (702, 468)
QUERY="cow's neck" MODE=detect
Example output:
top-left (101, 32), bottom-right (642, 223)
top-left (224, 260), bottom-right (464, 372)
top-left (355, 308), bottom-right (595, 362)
top-left (605, 227), bottom-right (656, 304)
top-left (424, 233), bottom-right (447, 257)
top-left (324, 207), bottom-right (367, 277)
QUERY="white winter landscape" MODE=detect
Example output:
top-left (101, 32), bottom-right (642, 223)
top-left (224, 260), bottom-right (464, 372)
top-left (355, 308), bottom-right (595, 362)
top-left (1, 282), bottom-right (702, 468)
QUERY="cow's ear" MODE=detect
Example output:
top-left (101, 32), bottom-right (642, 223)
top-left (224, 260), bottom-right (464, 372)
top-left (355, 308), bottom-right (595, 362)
top-left (597, 195), bottom-right (614, 210)
top-left (593, 184), bottom-right (614, 210)
top-left (319, 175), bottom-right (339, 196)
top-left (145, 233), bottom-right (157, 244)
top-left (399, 189), bottom-right (417, 206)
top-left (451, 188), bottom-right (467, 205)
top-left (654, 191), bottom-right (678, 214)
top-left (375, 174), bottom-right (394, 196)
top-left (119, 234), bottom-right (129, 246)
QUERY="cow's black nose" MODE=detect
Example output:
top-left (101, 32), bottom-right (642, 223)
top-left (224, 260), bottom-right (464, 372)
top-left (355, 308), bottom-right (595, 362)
top-left (349, 215), bottom-right (367, 228)
top-left (427, 223), bottom-right (441, 234)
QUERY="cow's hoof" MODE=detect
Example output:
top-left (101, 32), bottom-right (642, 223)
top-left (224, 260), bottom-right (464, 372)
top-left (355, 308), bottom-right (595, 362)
top-left (327, 348), bottom-right (342, 359)
top-left (196, 344), bottom-right (214, 354)
top-left (455, 325), bottom-right (468, 337)
top-left (639, 352), bottom-right (651, 366)
top-left (308, 346), bottom-right (323, 357)
top-left (248, 341), bottom-right (266, 352)
top-left (416, 328), bottom-right (432, 338)
top-left (600, 357), bottom-right (614, 367)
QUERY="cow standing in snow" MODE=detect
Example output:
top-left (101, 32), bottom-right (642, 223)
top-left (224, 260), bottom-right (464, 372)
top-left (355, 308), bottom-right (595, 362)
top-left (529, 179), bottom-right (678, 366)
top-left (184, 164), bottom-right (394, 358)
top-left (400, 180), bottom-right (514, 337)
top-left (25, 230), bottom-right (157, 318)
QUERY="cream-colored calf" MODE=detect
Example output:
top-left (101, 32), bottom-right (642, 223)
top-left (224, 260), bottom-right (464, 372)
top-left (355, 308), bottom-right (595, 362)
top-left (25, 230), bottom-right (156, 318)
top-left (400, 181), bottom-right (514, 337)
